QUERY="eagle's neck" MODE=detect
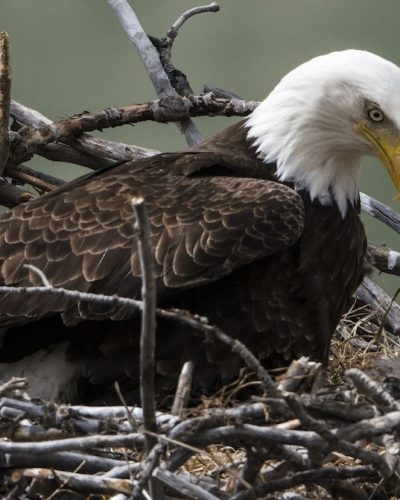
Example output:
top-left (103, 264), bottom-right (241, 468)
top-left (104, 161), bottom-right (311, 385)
top-left (245, 89), bottom-right (363, 218)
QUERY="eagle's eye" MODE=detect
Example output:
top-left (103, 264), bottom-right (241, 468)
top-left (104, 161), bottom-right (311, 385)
top-left (367, 107), bottom-right (384, 122)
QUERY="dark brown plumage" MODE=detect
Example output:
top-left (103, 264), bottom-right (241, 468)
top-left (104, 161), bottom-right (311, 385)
top-left (0, 121), bottom-right (367, 402)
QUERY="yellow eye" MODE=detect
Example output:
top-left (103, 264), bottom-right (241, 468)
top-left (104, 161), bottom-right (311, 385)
top-left (367, 107), bottom-right (384, 122)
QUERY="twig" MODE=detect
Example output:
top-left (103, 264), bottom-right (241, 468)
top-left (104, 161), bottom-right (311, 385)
top-left (153, 468), bottom-right (219, 500)
top-left (2, 450), bottom-right (130, 473)
top-left (277, 357), bottom-right (322, 393)
top-left (131, 198), bottom-right (160, 499)
top-left (0, 432), bottom-right (145, 457)
top-left (0, 32), bottom-right (11, 175)
top-left (22, 468), bottom-right (134, 495)
top-left (5, 163), bottom-right (64, 191)
top-left (171, 423), bottom-right (325, 451)
top-left (368, 243), bottom-right (400, 276)
top-left (361, 192), bottom-right (400, 234)
top-left (0, 397), bottom-right (178, 433)
top-left (167, 3), bottom-right (219, 39)
top-left (230, 466), bottom-right (379, 500)
top-left (10, 99), bottom-right (158, 168)
top-left (285, 394), bottom-right (393, 477)
top-left (236, 448), bottom-right (265, 494)
top-left (171, 361), bottom-right (194, 417)
top-left (131, 443), bottom-right (165, 499)
top-left (106, 0), bottom-right (202, 146)
top-left (356, 276), bottom-right (400, 333)
top-left (169, 403), bottom-right (267, 441)
top-left (203, 84), bottom-right (242, 99)
top-left (338, 410), bottom-right (400, 442)
top-left (132, 198), bottom-right (157, 454)
top-left (153, 3), bottom-right (220, 98)
top-left (18, 95), bottom-right (257, 149)
top-left (345, 368), bottom-right (399, 411)
top-left (0, 377), bottom-right (27, 395)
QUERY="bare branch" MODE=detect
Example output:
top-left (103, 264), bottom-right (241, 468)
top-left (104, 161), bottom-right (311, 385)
top-left (230, 466), bottom-right (378, 500)
top-left (106, 0), bottom-right (202, 146)
top-left (368, 243), bottom-right (400, 276)
top-left (356, 276), bottom-right (400, 333)
top-left (1, 450), bottom-right (129, 473)
top-left (169, 3), bottom-right (219, 38)
top-left (0, 432), bottom-right (145, 456)
top-left (153, 468), bottom-right (219, 500)
top-left (10, 99), bottom-right (158, 168)
top-left (152, 3), bottom-right (220, 98)
top-left (17, 95), bottom-right (257, 152)
top-left (345, 368), bottom-right (399, 412)
top-left (5, 163), bottom-right (64, 192)
top-left (361, 192), bottom-right (400, 234)
top-left (132, 198), bottom-right (158, 454)
top-left (22, 468), bottom-right (134, 495)
top-left (0, 32), bottom-right (11, 175)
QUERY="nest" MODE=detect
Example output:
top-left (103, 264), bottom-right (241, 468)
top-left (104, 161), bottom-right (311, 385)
top-left (1, 303), bottom-right (400, 499)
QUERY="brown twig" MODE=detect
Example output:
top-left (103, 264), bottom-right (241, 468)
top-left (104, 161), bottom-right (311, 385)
top-left (0, 432), bottom-right (145, 457)
top-left (17, 95), bottom-right (258, 151)
top-left (10, 99), bottom-right (158, 168)
top-left (5, 163), bottom-right (64, 192)
top-left (0, 32), bottom-right (11, 176)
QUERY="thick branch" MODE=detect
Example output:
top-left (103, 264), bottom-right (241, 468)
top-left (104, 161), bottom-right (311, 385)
top-left (106, 0), bottom-right (202, 146)
top-left (10, 99), bottom-right (158, 169)
top-left (368, 243), bottom-right (400, 276)
top-left (18, 95), bottom-right (257, 151)
top-left (22, 468), bottom-right (134, 495)
top-left (361, 192), bottom-right (400, 234)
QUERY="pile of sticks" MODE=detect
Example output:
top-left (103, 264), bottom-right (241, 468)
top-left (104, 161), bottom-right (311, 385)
top-left (1, 354), bottom-right (400, 499)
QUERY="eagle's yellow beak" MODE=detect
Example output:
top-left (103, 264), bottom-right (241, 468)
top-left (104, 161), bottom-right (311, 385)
top-left (359, 124), bottom-right (400, 200)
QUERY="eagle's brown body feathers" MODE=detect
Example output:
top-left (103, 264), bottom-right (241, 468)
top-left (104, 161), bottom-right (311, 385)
top-left (0, 122), bottom-right (367, 401)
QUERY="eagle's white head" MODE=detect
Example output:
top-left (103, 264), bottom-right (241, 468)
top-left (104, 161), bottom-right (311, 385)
top-left (246, 50), bottom-right (400, 217)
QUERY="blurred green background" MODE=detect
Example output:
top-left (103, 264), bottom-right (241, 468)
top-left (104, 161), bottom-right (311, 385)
top-left (2, 0), bottom-right (400, 295)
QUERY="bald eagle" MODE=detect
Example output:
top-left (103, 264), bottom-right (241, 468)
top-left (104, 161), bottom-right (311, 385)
top-left (0, 49), bottom-right (399, 402)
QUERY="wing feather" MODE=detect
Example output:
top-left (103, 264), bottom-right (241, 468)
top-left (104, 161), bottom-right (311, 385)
top-left (0, 151), bottom-right (304, 325)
